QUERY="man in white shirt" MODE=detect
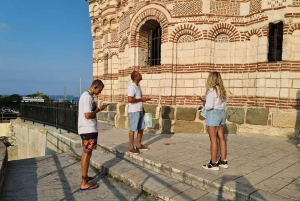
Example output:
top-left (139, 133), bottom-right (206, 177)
top-left (78, 79), bottom-right (107, 190)
top-left (127, 71), bottom-right (150, 154)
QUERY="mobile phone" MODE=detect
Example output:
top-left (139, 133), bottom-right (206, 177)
top-left (199, 97), bottom-right (206, 102)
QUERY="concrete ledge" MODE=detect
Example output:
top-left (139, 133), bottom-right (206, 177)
top-left (0, 142), bottom-right (8, 194)
top-left (95, 143), bottom-right (295, 201)
top-left (70, 148), bottom-right (222, 201)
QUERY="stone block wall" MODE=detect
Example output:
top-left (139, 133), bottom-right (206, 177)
top-left (112, 104), bottom-right (299, 138)
top-left (87, 0), bottom-right (300, 137)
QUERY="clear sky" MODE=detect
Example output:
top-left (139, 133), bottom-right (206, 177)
top-left (0, 0), bottom-right (93, 96)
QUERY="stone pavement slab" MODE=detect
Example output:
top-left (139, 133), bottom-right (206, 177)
top-left (0, 153), bottom-right (157, 201)
top-left (71, 147), bottom-right (225, 201)
top-left (96, 122), bottom-right (299, 201)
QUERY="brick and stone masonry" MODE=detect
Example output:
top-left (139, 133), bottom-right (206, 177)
top-left (86, 0), bottom-right (300, 138)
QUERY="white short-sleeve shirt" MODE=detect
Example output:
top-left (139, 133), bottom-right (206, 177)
top-left (127, 83), bottom-right (143, 113)
top-left (78, 91), bottom-right (98, 134)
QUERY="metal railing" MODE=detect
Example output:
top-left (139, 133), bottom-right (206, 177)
top-left (0, 113), bottom-right (19, 123)
top-left (20, 102), bottom-right (78, 134)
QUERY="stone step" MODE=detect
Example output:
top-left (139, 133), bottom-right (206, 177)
top-left (93, 143), bottom-right (295, 201)
top-left (70, 148), bottom-right (225, 201)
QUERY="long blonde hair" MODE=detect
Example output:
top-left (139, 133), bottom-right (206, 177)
top-left (205, 72), bottom-right (227, 102)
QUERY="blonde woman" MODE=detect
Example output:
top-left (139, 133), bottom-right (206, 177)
top-left (201, 72), bottom-right (228, 171)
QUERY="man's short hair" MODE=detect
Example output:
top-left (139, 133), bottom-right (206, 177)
top-left (131, 71), bottom-right (138, 81)
top-left (91, 79), bottom-right (104, 88)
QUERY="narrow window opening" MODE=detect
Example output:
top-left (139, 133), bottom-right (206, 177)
top-left (268, 21), bottom-right (283, 62)
top-left (150, 26), bottom-right (161, 66)
top-left (104, 53), bottom-right (108, 74)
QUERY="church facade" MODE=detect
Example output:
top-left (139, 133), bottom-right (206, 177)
top-left (86, 0), bottom-right (300, 137)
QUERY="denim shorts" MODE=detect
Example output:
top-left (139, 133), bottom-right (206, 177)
top-left (129, 111), bottom-right (145, 131)
top-left (205, 109), bottom-right (226, 127)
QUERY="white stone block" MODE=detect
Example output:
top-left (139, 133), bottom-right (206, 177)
top-left (293, 79), bottom-right (300, 88)
top-left (176, 88), bottom-right (185, 96)
top-left (280, 88), bottom-right (289, 98)
top-left (266, 88), bottom-right (279, 97)
top-left (185, 80), bottom-right (194, 88)
top-left (256, 88), bottom-right (265, 97)
top-left (281, 71), bottom-right (290, 78)
top-left (280, 79), bottom-right (291, 88)
top-left (248, 88), bottom-right (256, 96)
top-left (289, 72), bottom-right (300, 79)
top-left (249, 72), bottom-right (257, 79)
top-left (230, 79), bottom-right (242, 87)
top-left (291, 89), bottom-right (300, 98)
top-left (265, 79), bottom-right (277, 87)
top-left (176, 80), bottom-right (185, 88)
top-left (164, 87), bottom-right (172, 96)
top-left (233, 88), bottom-right (243, 96)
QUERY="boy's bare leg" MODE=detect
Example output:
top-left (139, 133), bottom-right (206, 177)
top-left (136, 129), bottom-right (144, 148)
top-left (81, 148), bottom-right (96, 188)
top-left (129, 130), bottom-right (135, 151)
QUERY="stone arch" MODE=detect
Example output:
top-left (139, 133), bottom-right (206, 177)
top-left (93, 26), bottom-right (100, 34)
top-left (130, 8), bottom-right (169, 47)
top-left (119, 36), bottom-right (129, 52)
top-left (208, 23), bottom-right (241, 42)
top-left (110, 18), bottom-right (118, 30)
top-left (109, 52), bottom-right (119, 59)
top-left (170, 24), bottom-right (203, 43)
top-left (245, 28), bottom-right (263, 40)
top-left (284, 23), bottom-right (300, 35)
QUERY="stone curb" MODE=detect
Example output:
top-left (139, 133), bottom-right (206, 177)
top-left (95, 143), bottom-right (295, 201)
top-left (0, 143), bottom-right (8, 194)
top-left (69, 147), bottom-right (224, 201)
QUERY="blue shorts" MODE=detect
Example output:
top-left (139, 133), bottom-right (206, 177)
top-left (129, 111), bottom-right (145, 131)
top-left (205, 109), bottom-right (226, 127)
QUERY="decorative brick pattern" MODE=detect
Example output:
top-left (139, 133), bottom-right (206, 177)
top-left (131, 8), bottom-right (169, 47)
top-left (120, 16), bottom-right (130, 32)
top-left (293, 0), bottom-right (300, 5)
top-left (108, 52), bottom-right (119, 59)
top-left (95, 40), bottom-right (102, 49)
top-left (215, 34), bottom-right (229, 42)
top-left (284, 23), bottom-right (300, 35)
top-left (266, 0), bottom-right (287, 8)
top-left (177, 35), bottom-right (195, 43)
top-left (119, 36), bottom-right (129, 52)
top-left (210, 1), bottom-right (240, 15)
top-left (170, 24), bottom-right (203, 43)
top-left (172, 1), bottom-right (203, 17)
top-left (208, 23), bottom-right (241, 42)
top-left (245, 28), bottom-right (263, 40)
top-left (250, 0), bottom-right (261, 14)
top-left (111, 33), bottom-right (118, 42)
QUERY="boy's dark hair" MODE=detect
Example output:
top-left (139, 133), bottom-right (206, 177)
top-left (91, 79), bottom-right (104, 88)
top-left (131, 71), bottom-right (138, 81)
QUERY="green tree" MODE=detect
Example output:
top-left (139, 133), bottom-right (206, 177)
top-left (0, 94), bottom-right (22, 112)
top-left (26, 91), bottom-right (53, 102)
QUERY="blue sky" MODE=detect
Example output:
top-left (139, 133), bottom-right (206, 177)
top-left (0, 0), bottom-right (93, 96)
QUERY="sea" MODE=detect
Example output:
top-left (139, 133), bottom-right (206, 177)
top-left (49, 95), bottom-right (80, 103)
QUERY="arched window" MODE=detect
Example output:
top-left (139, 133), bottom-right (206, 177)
top-left (150, 26), bottom-right (161, 66)
top-left (268, 21), bottom-right (283, 61)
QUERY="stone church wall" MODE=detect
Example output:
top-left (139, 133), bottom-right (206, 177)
top-left (87, 0), bottom-right (300, 137)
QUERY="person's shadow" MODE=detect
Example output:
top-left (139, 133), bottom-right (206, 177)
top-left (161, 106), bottom-right (175, 134)
top-left (295, 90), bottom-right (300, 148)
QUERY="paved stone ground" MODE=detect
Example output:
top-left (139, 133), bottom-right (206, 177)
top-left (0, 153), bottom-right (157, 201)
top-left (97, 123), bottom-right (300, 201)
